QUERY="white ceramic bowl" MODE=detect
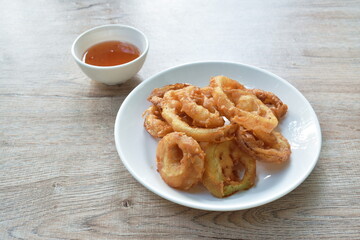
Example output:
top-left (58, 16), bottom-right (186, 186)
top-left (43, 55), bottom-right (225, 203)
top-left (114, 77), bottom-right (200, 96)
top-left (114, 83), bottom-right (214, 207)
top-left (71, 24), bottom-right (149, 85)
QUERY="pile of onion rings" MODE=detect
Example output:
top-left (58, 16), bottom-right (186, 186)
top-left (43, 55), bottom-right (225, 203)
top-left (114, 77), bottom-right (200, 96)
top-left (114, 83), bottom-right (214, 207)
top-left (143, 76), bottom-right (291, 198)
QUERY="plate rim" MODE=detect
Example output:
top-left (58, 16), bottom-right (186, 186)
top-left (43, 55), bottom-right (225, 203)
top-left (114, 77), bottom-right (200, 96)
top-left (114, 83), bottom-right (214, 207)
top-left (114, 61), bottom-right (322, 211)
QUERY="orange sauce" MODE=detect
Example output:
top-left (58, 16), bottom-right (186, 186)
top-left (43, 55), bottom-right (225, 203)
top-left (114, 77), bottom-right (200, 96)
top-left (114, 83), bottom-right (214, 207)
top-left (83, 40), bottom-right (140, 66)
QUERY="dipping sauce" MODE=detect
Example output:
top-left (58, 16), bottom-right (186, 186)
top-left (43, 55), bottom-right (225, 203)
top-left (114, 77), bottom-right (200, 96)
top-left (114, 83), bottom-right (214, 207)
top-left (83, 40), bottom-right (140, 66)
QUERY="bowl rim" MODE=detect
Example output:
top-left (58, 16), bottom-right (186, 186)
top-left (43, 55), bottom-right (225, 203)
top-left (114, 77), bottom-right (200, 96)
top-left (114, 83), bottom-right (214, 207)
top-left (71, 24), bottom-right (149, 69)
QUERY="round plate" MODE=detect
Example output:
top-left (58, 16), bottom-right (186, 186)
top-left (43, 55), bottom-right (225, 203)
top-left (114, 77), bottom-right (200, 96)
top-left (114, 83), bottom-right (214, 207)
top-left (114, 61), bottom-right (322, 211)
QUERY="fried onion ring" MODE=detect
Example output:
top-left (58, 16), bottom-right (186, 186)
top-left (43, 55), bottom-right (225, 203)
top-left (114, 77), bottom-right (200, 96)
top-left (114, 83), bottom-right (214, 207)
top-left (147, 83), bottom-right (190, 107)
top-left (210, 76), bottom-right (278, 133)
top-left (210, 75), bottom-right (246, 91)
top-left (156, 132), bottom-right (205, 190)
top-left (201, 140), bottom-right (256, 198)
top-left (226, 89), bottom-right (278, 133)
top-left (178, 86), bottom-right (224, 128)
top-left (247, 88), bottom-right (288, 119)
top-left (161, 90), bottom-right (237, 142)
top-left (143, 105), bottom-right (173, 138)
top-left (236, 126), bottom-right (291, 163)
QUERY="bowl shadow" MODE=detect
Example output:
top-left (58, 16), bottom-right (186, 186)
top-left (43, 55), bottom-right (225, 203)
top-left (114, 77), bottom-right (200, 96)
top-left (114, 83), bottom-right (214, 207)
top-left (87, 75), bottom-right (143, 98)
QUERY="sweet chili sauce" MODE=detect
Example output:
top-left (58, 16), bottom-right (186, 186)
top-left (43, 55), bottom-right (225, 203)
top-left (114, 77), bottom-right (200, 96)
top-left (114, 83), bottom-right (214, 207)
top-left (82, 40), bottom-right (140, 66)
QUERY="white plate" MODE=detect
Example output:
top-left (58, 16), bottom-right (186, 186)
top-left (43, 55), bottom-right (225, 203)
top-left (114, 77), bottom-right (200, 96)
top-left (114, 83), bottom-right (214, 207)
top-left (114, 61), bottom-right (322, 211)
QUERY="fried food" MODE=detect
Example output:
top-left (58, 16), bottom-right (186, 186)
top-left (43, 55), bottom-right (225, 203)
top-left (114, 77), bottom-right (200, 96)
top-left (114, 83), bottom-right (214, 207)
top-left (178, 86), bottom-right (224, 128)
top-left (143, 105), bottom-right (173, 138)
top-left (247, 88), bottom-right (288, 119)
top-left (225, 88), bottom-right (279, 133)
top-left (161, 89), bottom-right (237, 142)
top-left (210, 76), bottom-right (278, 133)
top-left (236, 126), bottom-right (291, 163)
top-left (147, 83), bottom-right (190, 107)
top-left (143, 75), bottom-right (291, 198)
top-left (156, 132), bottom-right (205, 190)
top-left (201, 140), bottom-right (256, 198)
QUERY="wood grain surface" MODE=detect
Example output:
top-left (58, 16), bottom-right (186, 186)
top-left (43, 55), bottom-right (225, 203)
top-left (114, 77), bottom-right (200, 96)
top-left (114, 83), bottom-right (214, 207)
top-left (1, 0), bottom-right (360, 239)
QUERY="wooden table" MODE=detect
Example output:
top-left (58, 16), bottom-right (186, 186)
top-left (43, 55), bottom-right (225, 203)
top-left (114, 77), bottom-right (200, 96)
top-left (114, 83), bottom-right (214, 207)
top-left (1, 0), bottom-right (359, 239)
